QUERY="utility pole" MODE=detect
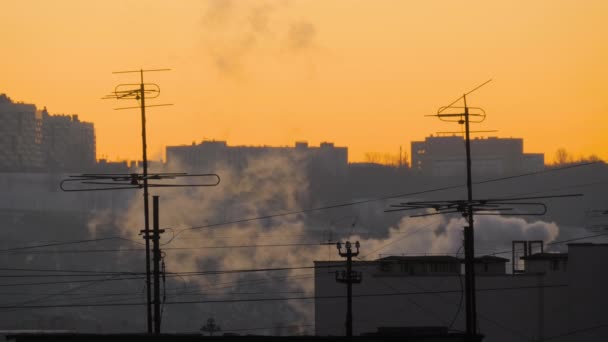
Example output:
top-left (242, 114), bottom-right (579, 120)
top-left (151, 196), bottom-right (165, 333)
top-left (60, 69), bottom-right (220, 334)
top-left (431, 81), bottom-right (492, 339)
top-left (385, 80), bottom-right (583, 341)
top-left (103, 68), bottom-right (171, 333)
top-left (335, 241), bottom-right (362, 338)
top-left (462, 94), bottom-right (477, 339)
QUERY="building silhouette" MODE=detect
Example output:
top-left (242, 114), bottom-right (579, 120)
top-left (314, 243), bottom-right (608, 341)
top-left (41, 109), bottom-right (96, 172)
top-left (0, 94), bottom-right (43, 171)
top-left (411, 136), bottom-right (544, 177)
top-left (166, 140), bottom-right (349, 203)
top-left (166, 140), bottom-right (347, 175)
top-left (0, 94), bottom-right (96, 172)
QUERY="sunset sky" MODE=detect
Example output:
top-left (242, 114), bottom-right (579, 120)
top-left (2, 0), bottom-right (606, 163)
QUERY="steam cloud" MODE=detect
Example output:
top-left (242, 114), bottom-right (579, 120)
top-left (200, 0), bottom-right (318, 76)
top-left (353, 214), bottom-right (560, 260)
top-left (90, 154), bottom-right (562, 333)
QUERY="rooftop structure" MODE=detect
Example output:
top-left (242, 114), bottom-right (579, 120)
top-left (315, 243), bottom-right (608, 341)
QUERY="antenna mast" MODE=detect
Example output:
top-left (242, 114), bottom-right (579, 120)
top-left (104, 68), bottom-right (171, 334)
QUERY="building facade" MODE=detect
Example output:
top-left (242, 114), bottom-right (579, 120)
top-left (0, 94), bottom-right (96, 173)
top-left (0, 94), bottom-right (44, 171)
top-left (166, 140), bottom-right (349, 202)
top-left (410, 136), bottom-right (544, 177)
top-left (315, 244), bottom-right (608, 341)
top-left (41, 110), bottom-right (96, 172)
top-left (166, 140), bottom-right (347, 175)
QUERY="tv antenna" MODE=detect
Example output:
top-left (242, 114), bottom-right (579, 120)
top-left (60, 173), bottom-right (220, 191)
top-left (386, 79), bottom-right (582, 339)
top-left (61, 69), bottom-right (219, 334)
top-left (102, 68), bottom-right (171, 334)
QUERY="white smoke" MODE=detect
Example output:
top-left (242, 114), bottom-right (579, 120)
top-left (199, 0), bottom-right (319, 77)
top-left (353, 214), bottom-right (560, 259)
top-left (86, 154), bottom-right (562, 332)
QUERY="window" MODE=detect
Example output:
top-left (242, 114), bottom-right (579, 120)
top-left (551, 259), bottom-right (560, 271)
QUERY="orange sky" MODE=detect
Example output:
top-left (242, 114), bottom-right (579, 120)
top-left (1, 0), bottom-right (606, 163)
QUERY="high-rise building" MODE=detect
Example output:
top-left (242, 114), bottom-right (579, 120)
top-left (166, 140), bottom-right (348, 178)
top-left (166, 140), bottom-right (349, 203)
top-left (41, 110), bottom-right (96, 171)
top-left (411, 135), bottom-right (544, 177)
top-left (0, 94), bottom-right (96, 172)
top-left (0, 94), bottom-right (44, 171)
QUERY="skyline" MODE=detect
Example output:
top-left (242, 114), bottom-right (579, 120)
top-left (2, 0), bottom-right (606, 163)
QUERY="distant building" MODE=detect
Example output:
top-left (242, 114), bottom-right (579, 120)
top-left (166, 140), bottom-right (349, 203)
top-left (0, 94), bottom-right (96, 172)
top-left (0, 94), bottom-right (44, 171)
top-left (166, 140), bottom-right (347, 175)
top-left (315, 243), bottom-right (608, 341)
top-left (410, 136), bottom-right (544, 177)
top-left (41, 110), bottom-right (96, 172)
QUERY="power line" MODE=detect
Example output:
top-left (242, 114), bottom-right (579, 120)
top-left (0, 267), bottom-right (139, 274)
top-left (2, 230), bottom-right (606, 279)
top-left (6, 243), bottom-right (323, 255)
top-left (164, 162), bottom-right (601, 242)
top-left (483, 232), bottom-right (608, 257)
top-left (0, 236), bottom-right (143, 253)
top-left (541, 323), bottom-right (608, 341)
top-left (0, 161), bottom-right (600, 254)
top-left (0, 275), bottom-right (145, 287)
top-left (4, 274), bottom-right (126, 310)
top-left (0, 284), bottom-right (567, 310)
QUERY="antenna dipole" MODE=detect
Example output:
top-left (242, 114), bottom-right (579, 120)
top-left (434, 81), bottom-right (490, 339)
top-left (104, 68), bottom-right (171, 334)
top-left (387, 80), bottom-right (583, 340)
top-left (421, 80), bottom-right (490, 339)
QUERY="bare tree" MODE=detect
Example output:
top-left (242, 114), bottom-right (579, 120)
top-left (363, 151), bottom-right (408, 168)
top-left (554, 148), bottom-right (572, 165)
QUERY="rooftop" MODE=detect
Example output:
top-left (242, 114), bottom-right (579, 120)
top-left (521, 252), bottom-right (568, 260)
top-left (378, 256), bottom-right (461, 263)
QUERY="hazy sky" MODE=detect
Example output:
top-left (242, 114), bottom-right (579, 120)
top-left (1, 0), bottom-right (606, 163)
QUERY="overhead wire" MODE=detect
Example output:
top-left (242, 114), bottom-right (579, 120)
top-left (0, 283), bottom-right (568, 310)
top-left (162, 161), bottom-right (601, 243)
top-left (0, 161), bottom-right (600, 254)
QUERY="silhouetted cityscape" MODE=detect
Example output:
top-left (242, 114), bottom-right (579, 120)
top-left (1, 92), bottom-right (607, 342)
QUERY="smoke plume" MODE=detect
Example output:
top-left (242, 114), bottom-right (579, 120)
top-left (199, 0), bottom-right (319, 77)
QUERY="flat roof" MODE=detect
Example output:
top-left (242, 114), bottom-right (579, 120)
top-left (378, 256), bottom-right (461, 263)
top-left (472, 255), bottom-right (509, 263)
top-left (521, 252), bottom-right (568, 260)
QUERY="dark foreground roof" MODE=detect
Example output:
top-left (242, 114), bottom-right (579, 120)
top-left (5, 332), bottom-right (475, 342)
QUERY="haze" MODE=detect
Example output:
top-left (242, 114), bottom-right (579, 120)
top-left (1, 0), bottom-right (606, 162)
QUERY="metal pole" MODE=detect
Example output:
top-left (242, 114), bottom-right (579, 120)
top-left (463, 95), bottom-right (478, 339)
top-left (346, 249), bottom-right (353, 338)
top-left (153, 196), bottom-right (161, 334)
top-left (140, 69), bottom-right (153, 334)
